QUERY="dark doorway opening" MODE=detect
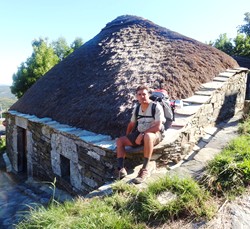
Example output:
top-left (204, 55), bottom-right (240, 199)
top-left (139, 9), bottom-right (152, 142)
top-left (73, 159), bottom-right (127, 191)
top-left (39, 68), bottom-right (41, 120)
top-left (60, 155), bottom-right (70, 182)
top-left (17, 126), bottom-right (27, 173)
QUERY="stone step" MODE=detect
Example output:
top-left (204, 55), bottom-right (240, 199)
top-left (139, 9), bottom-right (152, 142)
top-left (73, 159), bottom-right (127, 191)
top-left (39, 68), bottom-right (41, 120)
top-left (195, 89), bottom-right (214, 96)
top-left (213, 76), bottom-right (230, 82)
top-left (182, 94), bottom-right (211, 104)
top-left (218, 71), bottom-right (236, 77)
top-left (174, 104), bottom-right (201, 116)
top-left (200, 81), bottom-right (225, 90)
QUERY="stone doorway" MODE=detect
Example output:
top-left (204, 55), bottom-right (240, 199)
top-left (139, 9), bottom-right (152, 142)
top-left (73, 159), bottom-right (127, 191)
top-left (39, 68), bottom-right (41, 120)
top-left (17, 126), bottom-right (27, 173)
top-left (60, 154), bottom-right (70, 182)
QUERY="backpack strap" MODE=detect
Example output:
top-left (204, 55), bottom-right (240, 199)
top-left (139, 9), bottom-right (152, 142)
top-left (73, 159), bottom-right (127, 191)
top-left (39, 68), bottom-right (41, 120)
top-left (135, 103), bottom-right (156, 120)
top-left (151, 103), bottom-right (156, 119)
top-left (135, 104), bottom-right (140, 119)
top-left (133, 103), bottom-right (158, 132)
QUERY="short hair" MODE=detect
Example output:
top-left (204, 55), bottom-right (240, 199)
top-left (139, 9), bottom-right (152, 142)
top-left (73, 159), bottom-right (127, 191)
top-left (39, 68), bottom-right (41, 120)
top-left (136, 85), bottom-right (150, 93)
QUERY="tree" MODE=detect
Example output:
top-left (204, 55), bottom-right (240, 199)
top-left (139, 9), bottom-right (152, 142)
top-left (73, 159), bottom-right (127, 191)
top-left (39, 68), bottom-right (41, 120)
top-left (71, 37), bottom-right (84, 50)
top-left (52, 37), bottom-right (72, 61)
top-left (212, 12), bottom-right (250, 58)
top-left (11, 37), bottom-right (84, 98)
top-left (213, 33), bottom-right (234, 55)
top-left (233, 34), bottom-right (250, 57)
top-left (11, 38), bottom-right (59, 98)
top-left (52, 37), bottom-right (84, 61)
top-left (238, 12), bottom-right (250, 36)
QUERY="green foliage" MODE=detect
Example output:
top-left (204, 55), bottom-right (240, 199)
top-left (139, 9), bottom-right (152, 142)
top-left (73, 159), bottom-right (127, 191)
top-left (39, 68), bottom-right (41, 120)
top-left (11, 38), bottom-right (60, 98)
top-left (17, 197), bottom-right (144, 229)
top-left (233, 34), bottom-right (250, 57)
top-left (213, 33), bottom-right (234, 55)
top-left (238, 116), bottom-right (250, 135)
top-left (202, 135), bottom-right (250, 197)
top-left (111, 176), bottom-right (215, 224)
top-left (11, 37), bottom-right (84, 98)
top-left (238, 12), bottom-right (250, 36)
top-left (213, 12), bottom-right (250, 58)
top-left (16, 176), bottom-right (215, 228)
top-left (52, 37), bottom-right (84, 61)
top-left (0, 136), bottom-right (6, 154)
top-left (52, 37), bottom-right (72, 61)
top-left (132, 176), bottom-right (215, 222)
top-left (70, 37), bottom-right (84, 50)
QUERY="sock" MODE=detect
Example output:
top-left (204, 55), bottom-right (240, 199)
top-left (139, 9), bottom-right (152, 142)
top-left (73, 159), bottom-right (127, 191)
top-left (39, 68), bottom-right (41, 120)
top-left (142, 157), bottom-right (150, 169)
top-left (117, 157), bottom-right (124, 169)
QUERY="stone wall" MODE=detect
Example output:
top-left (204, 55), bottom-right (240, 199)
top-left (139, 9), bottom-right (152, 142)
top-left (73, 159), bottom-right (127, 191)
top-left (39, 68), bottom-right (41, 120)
top-left (5, 68), bottom-right (249, 194)
top-left (177, 69), bottom-right (247, 153)
top-left (5, 116), bottom-right (116, 195)
top-left (126, 68), bottom-right (248, 163)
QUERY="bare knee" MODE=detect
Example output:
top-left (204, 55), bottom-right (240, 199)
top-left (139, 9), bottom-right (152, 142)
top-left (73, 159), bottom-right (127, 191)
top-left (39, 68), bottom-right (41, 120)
top-left (143, 132), bottom-right (158, 146)
top-left (116, 136), bottom-right (129, 149)
top-left (116, 137), bottom-right (124, 148)
top-left (143, 133), bottom-right (153, 143)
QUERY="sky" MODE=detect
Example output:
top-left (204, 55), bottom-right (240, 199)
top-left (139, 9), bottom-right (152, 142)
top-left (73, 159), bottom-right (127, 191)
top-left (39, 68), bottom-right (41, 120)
top-left (0, 0), bottom-right (249, 85)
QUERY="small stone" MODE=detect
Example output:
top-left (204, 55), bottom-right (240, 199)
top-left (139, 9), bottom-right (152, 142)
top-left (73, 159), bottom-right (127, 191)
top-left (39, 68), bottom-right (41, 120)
top-left (157, 191), bottom-right (177, 205)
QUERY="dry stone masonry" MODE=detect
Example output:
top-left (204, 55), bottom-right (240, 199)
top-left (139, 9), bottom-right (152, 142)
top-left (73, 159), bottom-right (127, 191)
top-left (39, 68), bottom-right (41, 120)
top-left (5, 68), bottom-right (248, 194)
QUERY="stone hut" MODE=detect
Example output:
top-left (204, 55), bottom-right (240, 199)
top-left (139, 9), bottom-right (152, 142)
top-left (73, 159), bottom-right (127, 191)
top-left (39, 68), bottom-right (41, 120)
top-left (5, 15), bottom-right (247, 195)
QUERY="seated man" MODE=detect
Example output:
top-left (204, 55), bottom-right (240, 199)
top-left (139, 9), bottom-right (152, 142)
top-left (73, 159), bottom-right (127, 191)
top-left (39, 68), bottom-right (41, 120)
top-left (116, 85), bottom-right (165, 184)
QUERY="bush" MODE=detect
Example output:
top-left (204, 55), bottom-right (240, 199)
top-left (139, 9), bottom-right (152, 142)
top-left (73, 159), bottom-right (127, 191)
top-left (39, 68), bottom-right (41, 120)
top-left (202, 135), bottom-right (250, 197)
top-left (0, 136), bottom-right (6, 154)
top-left (111, 176), bottom-right (215, 224)
top-left (238, 116), bottom-right (250, 135)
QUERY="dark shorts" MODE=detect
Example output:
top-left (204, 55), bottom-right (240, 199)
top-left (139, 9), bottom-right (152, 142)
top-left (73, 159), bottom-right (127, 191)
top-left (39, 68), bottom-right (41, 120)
top-left (127, 130), bottom-right (163, 147)
top-left (127, 130), bottom-right (141, 146)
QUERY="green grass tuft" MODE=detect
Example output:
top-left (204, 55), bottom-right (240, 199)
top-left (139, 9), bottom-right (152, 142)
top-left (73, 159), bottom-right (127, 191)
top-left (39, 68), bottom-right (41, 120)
top-left (131, 176), bottom-right (215, 223)
top-left (17, 197), bottom-right (145, 229)
top-left (16, 176), bottom-right (215, 228)
top-left (0, 136), bottom-right (6, 154)
top-left (238, 115), bottom-right (250, 135)
top-left (202, 135), bottom-right (250, 197)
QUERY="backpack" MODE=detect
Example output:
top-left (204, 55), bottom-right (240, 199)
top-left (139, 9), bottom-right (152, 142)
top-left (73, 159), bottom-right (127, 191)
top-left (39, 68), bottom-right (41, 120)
top-left (135, 89), bottom-right (175, 130)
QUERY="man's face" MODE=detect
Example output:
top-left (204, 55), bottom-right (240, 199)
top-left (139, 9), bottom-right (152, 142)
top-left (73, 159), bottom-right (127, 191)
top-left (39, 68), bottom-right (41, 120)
top-left (136, 89), bottom-right (150, 104)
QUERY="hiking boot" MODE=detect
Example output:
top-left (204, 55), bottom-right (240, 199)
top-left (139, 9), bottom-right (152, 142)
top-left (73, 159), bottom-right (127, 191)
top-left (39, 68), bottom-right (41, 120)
top-left (132, 168), bottom-right (149, 184)
top-left (117, 168), bottom-right (127, 179)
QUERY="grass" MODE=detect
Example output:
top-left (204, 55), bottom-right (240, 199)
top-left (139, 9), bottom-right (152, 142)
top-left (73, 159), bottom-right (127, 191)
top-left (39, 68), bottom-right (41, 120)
top-left (201, 114), bottom-right (250, 198)
top-left (16, 112), bottom-right (250, 228)
top-left (17, 176), bottom-right (215, 229)
top-left (0, 135), bottom-right (6, 154)
top-left (201, 135), bottom-right (250, 197)
top-left (17, 197), bottom-right (144, 229)
top-left (238, 114), bottom-right (250, 135)
top-left (134, 176), bottom-right (214, 222)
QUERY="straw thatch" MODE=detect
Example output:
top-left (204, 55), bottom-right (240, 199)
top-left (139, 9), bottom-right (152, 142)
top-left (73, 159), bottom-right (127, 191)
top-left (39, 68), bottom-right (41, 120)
top-left (10, 15), bottom-right (239, 138)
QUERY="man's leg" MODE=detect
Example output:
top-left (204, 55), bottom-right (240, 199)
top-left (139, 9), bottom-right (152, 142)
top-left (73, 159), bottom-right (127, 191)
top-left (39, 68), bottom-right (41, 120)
top-left (133, 132), bottom-right (161, 184)
top-left (142, 132), bottom-right (159, 169)
top-left (116, 136), bottom-right (133, 178)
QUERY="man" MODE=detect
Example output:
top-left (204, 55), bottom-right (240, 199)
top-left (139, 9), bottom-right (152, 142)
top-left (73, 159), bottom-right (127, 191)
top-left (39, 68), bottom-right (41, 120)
top-left (116, 85), bottom-right (166, 184)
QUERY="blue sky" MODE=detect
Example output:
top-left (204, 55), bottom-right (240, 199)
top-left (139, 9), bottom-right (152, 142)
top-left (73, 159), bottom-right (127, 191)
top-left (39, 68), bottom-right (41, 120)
top-left (0, 0), bottom-right (249, 85)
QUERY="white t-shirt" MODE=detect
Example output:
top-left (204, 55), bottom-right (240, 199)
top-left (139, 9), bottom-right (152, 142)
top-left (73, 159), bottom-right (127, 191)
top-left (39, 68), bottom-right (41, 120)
top-left (131, 102), bottom-right (165, 133)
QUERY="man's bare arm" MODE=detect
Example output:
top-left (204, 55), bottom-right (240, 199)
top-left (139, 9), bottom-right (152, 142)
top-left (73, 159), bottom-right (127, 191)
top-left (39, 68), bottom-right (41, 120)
top-left (126, 122), bottom-right (136, 135)
top-left (144, 121), bottom-right (161, 134)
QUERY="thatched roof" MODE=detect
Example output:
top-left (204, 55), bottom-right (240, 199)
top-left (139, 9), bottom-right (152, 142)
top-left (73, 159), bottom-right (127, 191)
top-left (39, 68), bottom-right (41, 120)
top-left (10, 15), bottom-right (239, 138)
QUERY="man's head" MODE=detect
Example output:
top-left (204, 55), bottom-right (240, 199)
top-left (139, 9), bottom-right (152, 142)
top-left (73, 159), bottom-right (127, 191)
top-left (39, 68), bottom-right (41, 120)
top-left (136, 85), bottom-right (151, 104)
